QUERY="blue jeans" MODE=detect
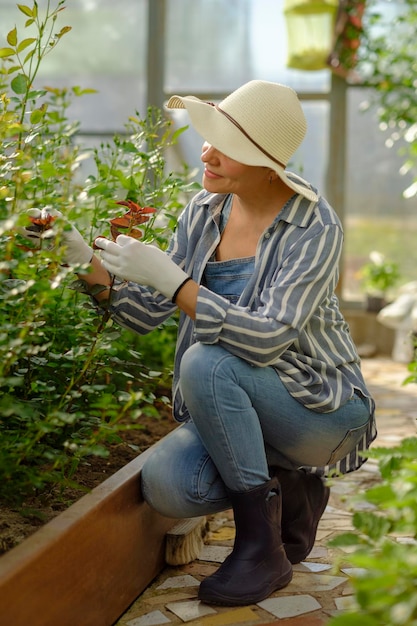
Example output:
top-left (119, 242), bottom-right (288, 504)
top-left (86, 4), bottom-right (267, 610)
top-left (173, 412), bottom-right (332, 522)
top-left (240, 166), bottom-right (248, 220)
top-left (141, 343), bottom-right (371, 518)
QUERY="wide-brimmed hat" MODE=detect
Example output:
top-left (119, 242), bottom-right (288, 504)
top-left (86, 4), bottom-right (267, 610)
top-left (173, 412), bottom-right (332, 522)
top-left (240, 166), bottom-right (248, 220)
top-left (166, 80), bottom-right (318, 202)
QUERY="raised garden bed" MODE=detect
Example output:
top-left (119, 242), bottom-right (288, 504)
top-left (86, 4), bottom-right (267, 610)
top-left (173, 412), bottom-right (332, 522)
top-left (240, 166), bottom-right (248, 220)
top-left (0, 413), bottom-right (180, 626)
top-left (0, 438), bottom-right (179, 626)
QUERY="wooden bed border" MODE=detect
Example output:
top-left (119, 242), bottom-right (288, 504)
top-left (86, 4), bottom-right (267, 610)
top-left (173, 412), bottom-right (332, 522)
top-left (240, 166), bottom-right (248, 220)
top-left (0, 442), bottom-right (177, 626)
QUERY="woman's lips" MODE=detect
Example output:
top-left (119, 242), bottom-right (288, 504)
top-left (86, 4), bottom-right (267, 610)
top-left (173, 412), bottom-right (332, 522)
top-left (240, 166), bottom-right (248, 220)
top-left (204, 168), bottom-right (221, 180)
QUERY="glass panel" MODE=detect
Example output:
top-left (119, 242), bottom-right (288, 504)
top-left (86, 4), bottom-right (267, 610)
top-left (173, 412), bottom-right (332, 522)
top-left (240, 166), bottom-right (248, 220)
top-left (165, 0), bottom-right (331, 94)
top-left (0, 0), bottom-right (147, 132)
top-left (343, 87), bottom-right (416, 302)
top-left (293, 100), bottom-right (329, 194)
top-left (165, 0), bottom-right (253, 93)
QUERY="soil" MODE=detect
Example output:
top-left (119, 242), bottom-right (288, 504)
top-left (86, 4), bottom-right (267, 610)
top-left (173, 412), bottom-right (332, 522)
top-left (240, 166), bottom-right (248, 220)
top-left (0, 394), bottom-right (178, 556)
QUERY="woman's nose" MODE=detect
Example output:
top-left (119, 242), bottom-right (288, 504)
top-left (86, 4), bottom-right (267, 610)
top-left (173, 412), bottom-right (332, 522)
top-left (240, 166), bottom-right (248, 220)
top-left (201, 142), bottom-right (216, 162)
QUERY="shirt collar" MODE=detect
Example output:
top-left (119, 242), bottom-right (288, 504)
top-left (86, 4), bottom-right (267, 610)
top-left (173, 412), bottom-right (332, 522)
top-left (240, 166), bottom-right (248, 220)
top-left (195, 188), bottom-right (318, 229)
top-left (278, 193), bottom-right (318, 228)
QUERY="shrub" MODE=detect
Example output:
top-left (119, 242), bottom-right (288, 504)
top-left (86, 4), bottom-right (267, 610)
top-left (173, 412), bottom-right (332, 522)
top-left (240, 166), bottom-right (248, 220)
top-left (0, 1), bottom-right (198, 503)
top-left (328, 436), bottom-right (417, 625)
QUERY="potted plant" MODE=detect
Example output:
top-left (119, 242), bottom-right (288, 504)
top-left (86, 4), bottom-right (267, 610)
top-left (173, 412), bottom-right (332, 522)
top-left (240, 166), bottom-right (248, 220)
top-left (360, 251), bottom-right (401, 312)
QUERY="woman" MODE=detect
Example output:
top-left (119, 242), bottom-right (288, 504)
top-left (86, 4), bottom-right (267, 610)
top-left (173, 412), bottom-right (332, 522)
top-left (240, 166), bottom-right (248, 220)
top-left (26, 80), bottom-right (376, 606)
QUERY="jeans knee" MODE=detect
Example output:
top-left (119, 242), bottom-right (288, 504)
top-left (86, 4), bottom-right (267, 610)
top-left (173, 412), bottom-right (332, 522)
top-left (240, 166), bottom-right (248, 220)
top-left (141, 450), bottom-right (228, 519)
top-left (141, 455), bottom-right (183, 518)
top-left (180, 342), bottom-right (210, 385)
top-left (180, 342), bottom-right (232, 393)
top-left (141, 456), bottom-right (164, 512)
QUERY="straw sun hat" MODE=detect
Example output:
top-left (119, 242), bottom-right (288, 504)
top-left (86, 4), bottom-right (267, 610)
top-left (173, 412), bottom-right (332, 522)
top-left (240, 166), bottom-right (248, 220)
top-left (166, 80), bottom-right (318, 202)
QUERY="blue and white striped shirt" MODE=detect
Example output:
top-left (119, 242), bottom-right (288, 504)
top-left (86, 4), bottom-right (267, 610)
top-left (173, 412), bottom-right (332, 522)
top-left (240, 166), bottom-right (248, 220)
top-left (109, 187), bottom-right (376, 474)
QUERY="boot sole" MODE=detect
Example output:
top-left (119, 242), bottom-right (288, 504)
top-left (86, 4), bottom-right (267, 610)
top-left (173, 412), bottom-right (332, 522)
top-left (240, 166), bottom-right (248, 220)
top-left (198, 567), bottom-right (293, 606)
top-left (285, 485), bottom-right (330, 564)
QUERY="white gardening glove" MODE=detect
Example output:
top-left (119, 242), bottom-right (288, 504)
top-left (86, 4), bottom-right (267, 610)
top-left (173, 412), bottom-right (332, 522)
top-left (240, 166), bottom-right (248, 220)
top-left (95, 234), bottom-right (190, 300)
top-left (20, 208), bottom-right (93, 266)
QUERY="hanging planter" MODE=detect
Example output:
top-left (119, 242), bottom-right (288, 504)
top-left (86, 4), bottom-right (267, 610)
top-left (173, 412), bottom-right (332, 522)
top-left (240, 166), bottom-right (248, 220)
top-left (284, 0), bottom-right (339, 71)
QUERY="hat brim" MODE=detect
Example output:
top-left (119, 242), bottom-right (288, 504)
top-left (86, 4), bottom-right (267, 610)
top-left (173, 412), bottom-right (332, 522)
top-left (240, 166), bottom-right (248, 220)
top-left (167, 95), bottom-right (318, 202)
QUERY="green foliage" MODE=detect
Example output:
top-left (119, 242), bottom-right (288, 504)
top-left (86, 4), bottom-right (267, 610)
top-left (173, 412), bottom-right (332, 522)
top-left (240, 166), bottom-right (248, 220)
top-left (336, 7), bottom-right (417, 591)
top-left (358, 0), bottom-right (417, 199)
top-left (0, 1), bottom-right (197, 504)
top-left (136, 316), bottom-right (179, 374)
top-left (404, 357), bottom-right (417, 386)
top-left (359, 251), bottom-right (401, 295)
top-left (328, 437), bottom-right (417, 625)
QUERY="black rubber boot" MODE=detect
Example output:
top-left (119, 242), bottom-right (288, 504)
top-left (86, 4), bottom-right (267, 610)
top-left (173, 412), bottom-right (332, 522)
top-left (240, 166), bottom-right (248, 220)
top-left (271, 467), bottom-right (330, 564)
top-left (198, 477), bottom-right (293, 606)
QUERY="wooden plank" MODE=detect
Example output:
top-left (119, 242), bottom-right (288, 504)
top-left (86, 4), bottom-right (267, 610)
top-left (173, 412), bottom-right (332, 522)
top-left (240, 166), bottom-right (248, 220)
top-left (0, 444), bottom-right (177, 626)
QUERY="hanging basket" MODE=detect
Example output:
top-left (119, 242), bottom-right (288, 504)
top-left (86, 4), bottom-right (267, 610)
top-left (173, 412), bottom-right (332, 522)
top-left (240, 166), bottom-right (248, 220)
top-left (284, 0), bottom-right (339, 70)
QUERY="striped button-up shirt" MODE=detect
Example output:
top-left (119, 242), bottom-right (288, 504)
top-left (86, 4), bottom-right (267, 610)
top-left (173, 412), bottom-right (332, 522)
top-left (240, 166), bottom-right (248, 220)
top-left (109, 187), bottom-right (376, 475)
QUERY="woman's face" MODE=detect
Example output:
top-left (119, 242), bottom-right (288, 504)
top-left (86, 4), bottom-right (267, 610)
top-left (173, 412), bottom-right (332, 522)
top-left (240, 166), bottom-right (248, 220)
top-left (201, 142), bottom-right (269, 196)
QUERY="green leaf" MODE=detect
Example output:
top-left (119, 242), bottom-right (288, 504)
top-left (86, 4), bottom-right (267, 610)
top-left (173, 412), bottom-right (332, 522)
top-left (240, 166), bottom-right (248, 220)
top-left (352, 510), bottom-right (391, 540)
top-left (369, 485), bottom-right (401, 508)
top-left (7, 27), bottom-right (18, 47)
top-left (121, 141), bottom-right (137, 153)
top-left (23, 48), bottom-right (36, 64)
top-left (71, 86), bottom-right (97, 96)
top-left (45, 110), bottom-right (62, 124)
top-left (17, 4), bottom-right (33, 17)
top-left (171, 126), bottom-right (188, 142)
top-left (26, 89), bottom-right (47, 100)
top-left (0, 47), bottom-right (16, 59)
top-left (11, 73), bottom-right (28, 95)
top-left (30, 108), bottom-right (45, 125)
top-left (17, 38), bottom-right (36, 53)
top-left (7, 65), bottom-right (21, 75)
top-left (25, 18), bottom-right (35, 27)
top-left (328, 532), bottom-right (362, 548)
top-left (56, 26), bottom-right (72, 39)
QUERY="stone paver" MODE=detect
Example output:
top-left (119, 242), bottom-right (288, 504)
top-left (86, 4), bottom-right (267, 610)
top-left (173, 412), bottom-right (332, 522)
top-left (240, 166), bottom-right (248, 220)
top-left (115, 358), bottom-right (417, 626)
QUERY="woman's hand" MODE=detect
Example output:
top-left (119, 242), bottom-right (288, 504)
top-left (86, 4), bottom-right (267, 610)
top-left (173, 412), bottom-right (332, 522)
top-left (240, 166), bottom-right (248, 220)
top-left (20, 208), bottom-right (93, 266)
top-left (95, 234), bottom-right (190, 300)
